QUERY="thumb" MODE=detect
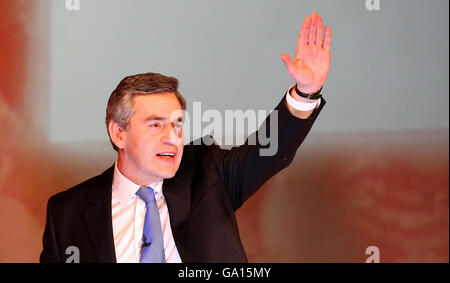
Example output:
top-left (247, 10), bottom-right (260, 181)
top-left (280, 53), bottom-right (295, 74)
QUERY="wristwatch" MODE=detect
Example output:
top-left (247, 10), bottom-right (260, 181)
top-left (294, 85), bottom-right (323, 100)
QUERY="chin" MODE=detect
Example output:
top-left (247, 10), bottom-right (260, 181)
top-left (158, 169), bottom-right (177, 179)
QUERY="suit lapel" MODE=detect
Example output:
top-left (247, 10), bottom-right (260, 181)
top-left (163, 176), bottom-right (191, 239)
top-left (83, 166), bottom-right (117, 263)
top-left (162, 149), bottom-right (193, 261)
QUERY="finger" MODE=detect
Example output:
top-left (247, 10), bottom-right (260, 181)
top-left (296, 16), bottom-right (311, 58)
top-left (298, 16), bottom-right (311, 48)
top-left (323, 26), bottom-right (332, 51)
top-left (308, 12), bottom-right (318, 44)
top-left (316, 14), bottom-right (324, 47)
top-left (280, 53), bottom-right (296, 75)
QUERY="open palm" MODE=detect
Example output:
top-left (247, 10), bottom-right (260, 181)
top-left (281, 12), bottom-right (332, 94)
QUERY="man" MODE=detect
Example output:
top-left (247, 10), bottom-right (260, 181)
top-left (40, 12), bottom-right (332, 263)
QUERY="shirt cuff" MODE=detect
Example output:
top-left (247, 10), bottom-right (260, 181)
top-left (285, 85), bottom-right (321, 111)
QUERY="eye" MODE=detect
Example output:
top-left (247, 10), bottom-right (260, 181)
top-left (149, 122), bottom-right (161, 128)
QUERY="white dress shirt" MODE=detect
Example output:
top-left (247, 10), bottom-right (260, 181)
top-left (111, 162), bottom-right (182, 263)
top-left (110, 88), bottom-right (320, 263)
top-left (285, 85), bottom-right (321, 111)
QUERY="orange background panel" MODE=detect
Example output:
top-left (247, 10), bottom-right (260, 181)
top-left (0, 0), bottom-right (29, 116)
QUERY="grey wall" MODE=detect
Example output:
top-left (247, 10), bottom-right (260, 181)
top-left (49, 0), bottom-right (449, 143)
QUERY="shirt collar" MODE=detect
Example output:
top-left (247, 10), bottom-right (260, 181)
top-left (112, 161), bottom-right (164, 206)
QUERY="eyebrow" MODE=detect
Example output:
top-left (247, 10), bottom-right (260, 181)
top-left (143, 115), bottom-right (184, 123)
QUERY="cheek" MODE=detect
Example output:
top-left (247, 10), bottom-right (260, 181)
top-left (126, 131), bottom-right (156, 156)
top-left (177, 147), bottom-right (184, 161)
top-left (141, 139), bottom-right (159, 156)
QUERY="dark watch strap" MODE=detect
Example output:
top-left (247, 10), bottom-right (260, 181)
top-left (294, 85), bottom-right (323, 100)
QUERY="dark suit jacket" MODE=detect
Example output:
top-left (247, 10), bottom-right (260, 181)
top-left (40, 96), bottom-right (326, 263)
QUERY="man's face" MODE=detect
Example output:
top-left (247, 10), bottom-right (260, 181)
top-left (119, 93), bottom-right (184, 183)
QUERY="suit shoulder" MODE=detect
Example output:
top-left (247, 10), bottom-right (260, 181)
top-left (183, 136), bottom-right (224, 161)
top-left (49, 166), bottom-right (113, 205)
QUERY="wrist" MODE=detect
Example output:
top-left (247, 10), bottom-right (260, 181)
top-left (290, 87), bottom-right (317, 103)
top-left (296, 84), bottom-right (322, 95)
top-left (294, 84), bottom-right (323, 100)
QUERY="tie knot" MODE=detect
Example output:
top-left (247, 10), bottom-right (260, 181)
top-left (135, 186), bottom-right (156, 205)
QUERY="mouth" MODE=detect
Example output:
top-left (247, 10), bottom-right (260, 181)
top-left (156, 152), bottom-right (177, 161)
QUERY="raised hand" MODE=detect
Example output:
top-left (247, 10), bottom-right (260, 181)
top-left (281, 12), bottom-right (332, 94)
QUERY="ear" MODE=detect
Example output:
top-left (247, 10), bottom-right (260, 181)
top-left (108, 120), bottom-right (126, 150)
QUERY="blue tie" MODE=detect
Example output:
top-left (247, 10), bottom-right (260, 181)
top-left (135, 186), bottom-right (166, 263)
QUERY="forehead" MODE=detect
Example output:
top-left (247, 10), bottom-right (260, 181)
top-left (132, 92), bottom-right (183, 117)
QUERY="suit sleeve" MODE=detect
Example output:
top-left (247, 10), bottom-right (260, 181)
top-left (40, 196), bottom-right (61, 263)
top-left (213, 95), bottom-right (326, 210)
